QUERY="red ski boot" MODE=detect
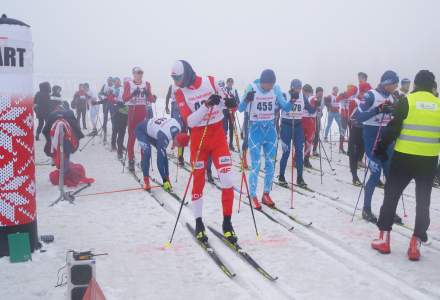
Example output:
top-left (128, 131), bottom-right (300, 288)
top-left (252, 196), bottom-right (262, 210)
top-left (262, 193), bottom-right (275, 208)
top-left (371, 231), bottom-right (391, 254)
top-left (143, 176), bottom-right (151, 191)
top-left (407, 235), bottom-right (421, 261)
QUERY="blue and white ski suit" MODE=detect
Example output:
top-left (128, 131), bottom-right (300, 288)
top-left (239, 80), bottom-right (292, 197)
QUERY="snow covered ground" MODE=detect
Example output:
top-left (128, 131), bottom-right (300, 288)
top-left (1, 102), bottom-right (440, 300)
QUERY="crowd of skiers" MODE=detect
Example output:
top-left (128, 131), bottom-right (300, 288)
top-left (34, 62), bottom-right (440, 261)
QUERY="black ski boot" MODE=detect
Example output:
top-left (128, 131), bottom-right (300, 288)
top-left (304, 157), bottom-right (313, 169)
top-left (178, 155), bottom-right (184, 167)
top-left (195, 217), bottom-right (208, 243)
top-left (362, 208), bottom-right (378, 224)
top-left (222, 216), bottom-right (238, 244)
top-left (433, 176), bottom-right (440, 188)
top-left (393, 214), bottom-right (403, 225)
top-left (128, 160), bottom-right (135, 172)
top-left (297, 176), bottom-right (307, 188)
top-left (117, 152), bottom-right (123, 160)
top-left (352, 176), bottom-right (362, 187)
top-left (278, 174), bottom-right (288, 187)
top-left (377, 179), bottom-right (385, 189)
top-left (88, 128), bottom-right (98, 137)
top-left (206, 169), bottom-right (214, 183)
top-left (229, 143), bottom-right (235, 152)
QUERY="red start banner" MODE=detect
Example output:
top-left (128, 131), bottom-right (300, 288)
top-left (0, 15), bottom-right (36, 227)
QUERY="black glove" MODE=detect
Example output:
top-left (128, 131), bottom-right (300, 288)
top-left (376, 102), bottom-right (394, 114)
top-left (131, 88), bottom-right (140, 98)
top-left (374, 141), bottom-right (388, 162)
top-left (224, 97), bottom-right (237, 109)
top-left (316, 98), bottom-right (322, 107)
top-left (245, 91), bottom-right (256, 103)
top-left (289, 89), bottom-right (299, 100)
top-left (205, 94), bottom-right (221, 107)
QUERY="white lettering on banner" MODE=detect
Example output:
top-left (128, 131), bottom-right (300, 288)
top-left (218, 156), bottom-right (231, 165)
top-left (416, 102), bottom-right (438, 111)
top-left (194, 161), bottom-right (204, 169)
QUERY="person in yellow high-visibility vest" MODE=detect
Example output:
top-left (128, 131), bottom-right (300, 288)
top-left (371, 70), bottom-right (439, 261)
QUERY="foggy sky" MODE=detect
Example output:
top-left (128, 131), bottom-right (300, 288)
top-left (3, 0), bottom-right (440, 96)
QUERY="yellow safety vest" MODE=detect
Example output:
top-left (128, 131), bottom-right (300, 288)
top-left (395, 91), bottom-right (440, 156)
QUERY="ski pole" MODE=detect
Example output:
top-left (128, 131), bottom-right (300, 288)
top-left (330, 128), bottom-right (333, 162)
top-left (175, 148), bottom-right (179, 183)
top-left (319, 135), bottom-right (323, 184)
top-left (351, 113), bottom-right (386, 222)
top-left (122, 108), bottom-right (134, 173)
top-left (290, 117), bottom-right (296, 209)
top-left (401, 194), bottom-right (408, 218)
top-left (166, 107), bottom-right (214, 247)
top-left (234, 111), bottom-right (243, 140)
top-left (318, 136), bottom-right (335, 171)
top-left (150, 147), bottom-right (154, 173)
top-left (270, 131), bottom-right (280, 192)
top-left (229, 108), bottom-right (259, 239)
top-left (238, 170), bottom-right (244, 213)
top-left (79, 125), bottom-right (103, 152)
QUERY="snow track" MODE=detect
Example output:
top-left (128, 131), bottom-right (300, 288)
top-left (2, 113), bottom-right (440, 300)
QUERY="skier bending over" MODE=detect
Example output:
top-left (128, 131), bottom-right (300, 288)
top-left (239, 69), bottom-right (292, 210)
top-left (135, 117), bottom-right (189, 192)
top-left (171, 60), bottom-right (238, 244)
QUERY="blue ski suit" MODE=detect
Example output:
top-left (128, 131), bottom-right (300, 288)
top-left (355, 87), bottom-right (394, 210)
top-left (279, 94), bottom-right (315, 180)
top-left (239, 80), bottom-right (292, 197)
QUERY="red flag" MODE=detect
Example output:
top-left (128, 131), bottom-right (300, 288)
top-left (82, 278), bottom-right (106, 300)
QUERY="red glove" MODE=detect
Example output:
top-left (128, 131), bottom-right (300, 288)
top-left (175, 133), bottom-right (190, 147)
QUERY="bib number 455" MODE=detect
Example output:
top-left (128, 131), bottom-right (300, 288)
top-left (256, 101), bottom-right (273, 111)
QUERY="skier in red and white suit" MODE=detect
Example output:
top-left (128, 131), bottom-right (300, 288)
top-left (303, 85), bottom-right (321, 168)
top-left (171, 60), bottom-right (238, 244)
top-left (122, 67), bottom-right (156, 171)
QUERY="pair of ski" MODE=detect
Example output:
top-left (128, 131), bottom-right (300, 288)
top-left (127, 170), bottom-right (188, 207)
top-left (36, 158), bottom-right (52, 166)
top-left (169, 156), bottom-right (313, 229)
top-left (186, 223), bottom-right (278, 281)
top-left (274, 175), bottom-right (340, 201)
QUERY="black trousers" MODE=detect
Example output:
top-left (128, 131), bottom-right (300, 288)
top-left (111, 112), bottom-right (128, 154)
top-left (377, 151), bottom-right (438, 241)
top-left (36, 116), bottom-right (45, 138)
top-left (313, 117), bottom-right (321, 152)
top-left (102, 102), bottom-right (114, 134)
top-left (76, 108), bottom-right (87, 129)
top-left (223, 110), bottom-right (234, 147)
top-left (348, 125), bottom-right (364, 179)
